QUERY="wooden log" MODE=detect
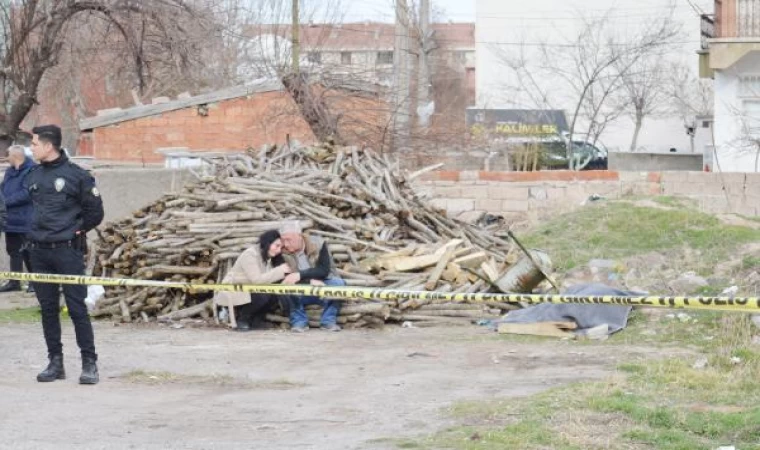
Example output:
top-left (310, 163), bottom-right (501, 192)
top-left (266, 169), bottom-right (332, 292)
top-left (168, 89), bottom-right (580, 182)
top-left (454, 252), bottom-right (488, 269)
top-left (424, 246), bottom-right (458, 290)
top-left (394, 315), bottom-right (474, 323)
top-left (339, 303), bottom-right (390, 318)
top-left (485, 301), bottom-right (521, 311)
top-left (404, 310), bottom-right (492, 318)
top-left (157, 300), bottom-right (212, 322)
top-left (497, 322), bottom-right (576, 338)
top-left (418, 304), bottom-right (486, 311)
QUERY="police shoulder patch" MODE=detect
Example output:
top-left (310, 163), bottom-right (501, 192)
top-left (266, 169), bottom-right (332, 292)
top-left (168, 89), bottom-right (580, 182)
top-left (91, 187), bottom-right (100, 197)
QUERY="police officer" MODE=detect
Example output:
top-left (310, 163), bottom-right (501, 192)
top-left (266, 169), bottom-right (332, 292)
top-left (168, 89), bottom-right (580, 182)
top-left (25, 125), bottom-right (104, 385)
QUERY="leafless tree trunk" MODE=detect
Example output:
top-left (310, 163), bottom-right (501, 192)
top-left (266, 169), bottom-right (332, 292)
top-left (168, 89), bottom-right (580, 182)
top-left (631, 106), bottom-right (644, 152)
top-left (616, 51), bottom-right (672, 153)
top-left (0, 0), bottom-right (205, 144)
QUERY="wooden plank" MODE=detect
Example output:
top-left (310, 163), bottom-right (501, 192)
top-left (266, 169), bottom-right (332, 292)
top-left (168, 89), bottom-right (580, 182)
top-left (424, 246), bottom-right (458, 290)
top-left (383, 240), bottom-right (462, 272)
top-left (454, 251), bottom-right (488, 269)
top-left (480, 260), bottom-right (500, 283)
top-left (497, 322), bottom-right (577, 338)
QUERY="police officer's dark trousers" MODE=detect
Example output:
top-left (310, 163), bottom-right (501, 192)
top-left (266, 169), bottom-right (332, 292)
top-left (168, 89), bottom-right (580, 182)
top-left (30, 246), bottom-right (96, 360)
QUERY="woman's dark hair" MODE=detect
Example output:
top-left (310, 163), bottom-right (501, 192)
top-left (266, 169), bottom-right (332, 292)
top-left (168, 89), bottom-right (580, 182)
top-left (259, 229), bottom-right (285, 266)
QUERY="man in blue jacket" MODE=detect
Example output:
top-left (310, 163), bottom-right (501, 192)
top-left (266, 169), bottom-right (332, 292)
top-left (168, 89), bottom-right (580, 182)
top-left (0, 145), bottom-right (35, 292)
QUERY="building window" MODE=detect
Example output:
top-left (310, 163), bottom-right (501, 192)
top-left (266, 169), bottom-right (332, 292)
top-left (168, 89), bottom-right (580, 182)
top-left (376, 51), bottom-right (393, 65)
top-left (739, 75), bottom-right (760, 98)
top-left (341, 52), bottom-right (352, 65)
top-left (742, 100), bottom-right (760, 138)
top-left (307, 52), bottom-right (322, 64)
top-left (453, 51), bottom-right (468, 64)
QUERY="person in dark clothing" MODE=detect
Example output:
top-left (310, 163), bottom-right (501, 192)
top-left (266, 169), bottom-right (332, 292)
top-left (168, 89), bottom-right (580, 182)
top-left (25, 125), bottom-right (105, 385)
top-left (214, 229), bottom-right (293, 331)
top-left (279, 221), bottom-right (345, 332)
top-left (0, 145), bottom-right (35, 293)
top-left (0, 184), bottom-right (6, 249)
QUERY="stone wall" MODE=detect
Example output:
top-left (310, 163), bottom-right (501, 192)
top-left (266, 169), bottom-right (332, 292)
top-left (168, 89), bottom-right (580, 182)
top-left (416, 170), bottom-right (760, 218)
top-left (608, 152), bottom-right (704, 172)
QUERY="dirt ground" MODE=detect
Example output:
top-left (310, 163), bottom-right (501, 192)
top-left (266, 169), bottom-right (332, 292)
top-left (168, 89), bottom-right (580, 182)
top-left (0, 299), bottom-right (669, 450)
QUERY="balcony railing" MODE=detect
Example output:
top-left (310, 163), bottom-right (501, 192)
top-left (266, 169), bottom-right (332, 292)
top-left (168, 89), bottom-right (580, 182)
top-left (715, 0), bottom-right (760, 38)
top-left (701, 14), bottom-right (715, 49)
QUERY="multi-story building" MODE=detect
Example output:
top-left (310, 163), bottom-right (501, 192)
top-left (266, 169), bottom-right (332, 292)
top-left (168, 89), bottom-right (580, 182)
top-left (700, 0), bottom-right (760, 171)
top-left (476, 0), bottom-right (708, 156)
top-left (247, 22), bottom-right (476, 109)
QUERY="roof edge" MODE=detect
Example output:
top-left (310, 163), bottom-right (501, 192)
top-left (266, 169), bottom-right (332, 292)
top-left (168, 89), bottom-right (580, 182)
top-left (79, 80), bottom-right (284, 131)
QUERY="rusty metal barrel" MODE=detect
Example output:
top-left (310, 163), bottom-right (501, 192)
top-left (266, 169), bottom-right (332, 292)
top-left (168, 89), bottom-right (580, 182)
top-left (495, 249), bottom-right (553, 293)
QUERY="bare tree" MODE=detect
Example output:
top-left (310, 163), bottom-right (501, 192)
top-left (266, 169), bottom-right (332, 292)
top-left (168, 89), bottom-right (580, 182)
top-left (616, 54), bottom-right (671, 152)
top-left (0, 1), bottom-right (204, 146)
top-left (493, 7), bottom-right (681, 169)
top-left (667, 63), bottom-right (713, 122)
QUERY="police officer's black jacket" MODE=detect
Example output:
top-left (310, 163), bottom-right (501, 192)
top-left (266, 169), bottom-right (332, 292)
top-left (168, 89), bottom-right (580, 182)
top-left (24, 153), bottom-right (104, 243)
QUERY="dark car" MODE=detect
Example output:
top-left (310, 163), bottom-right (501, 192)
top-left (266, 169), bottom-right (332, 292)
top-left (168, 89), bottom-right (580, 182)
top-left (542, 140), bottom-right (608, 170)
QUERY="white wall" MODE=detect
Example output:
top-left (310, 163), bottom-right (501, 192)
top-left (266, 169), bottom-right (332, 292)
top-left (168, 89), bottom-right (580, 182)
top-left (476, 0), bottom-right (712, 154)
top-left (713, 51), bottom-right (760, 172)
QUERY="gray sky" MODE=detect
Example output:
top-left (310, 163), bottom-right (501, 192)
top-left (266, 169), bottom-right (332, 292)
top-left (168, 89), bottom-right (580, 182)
top-left (343, 0), bottom-right (476, 22)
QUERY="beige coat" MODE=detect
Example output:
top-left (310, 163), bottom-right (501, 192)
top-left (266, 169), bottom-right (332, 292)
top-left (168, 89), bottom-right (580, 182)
top-left (214, 246), bottom-right (288, 307)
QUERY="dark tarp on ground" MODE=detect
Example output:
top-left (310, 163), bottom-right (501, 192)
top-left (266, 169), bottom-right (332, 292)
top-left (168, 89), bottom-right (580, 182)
top-left (498, 283), bottom-right (639, 335)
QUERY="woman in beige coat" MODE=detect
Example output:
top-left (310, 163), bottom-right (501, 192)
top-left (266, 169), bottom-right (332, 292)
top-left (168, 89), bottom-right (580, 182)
top-left (215, 229), bottom-right (292, 331)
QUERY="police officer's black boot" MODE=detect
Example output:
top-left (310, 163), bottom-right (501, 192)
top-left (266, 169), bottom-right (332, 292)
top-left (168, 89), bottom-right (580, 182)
top-left (79, 357), bottom-right (99, 385)
top-left (37, 354), bottom-right (65, 382)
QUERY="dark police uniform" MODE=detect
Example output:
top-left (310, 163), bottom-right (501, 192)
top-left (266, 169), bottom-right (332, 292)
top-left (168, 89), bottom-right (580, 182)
top-left (25, 153), bottom-right (104, 363)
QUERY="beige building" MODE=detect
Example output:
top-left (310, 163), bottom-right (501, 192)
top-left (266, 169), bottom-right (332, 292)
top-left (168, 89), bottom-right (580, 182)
top-left (700, 0), bottom-right (760, 172)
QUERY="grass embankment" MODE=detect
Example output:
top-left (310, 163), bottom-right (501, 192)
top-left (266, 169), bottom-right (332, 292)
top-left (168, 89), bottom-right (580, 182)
top-left (523, 200), bottom-right (759, 272)
top-left (398, 199), bottom-right (760, 449)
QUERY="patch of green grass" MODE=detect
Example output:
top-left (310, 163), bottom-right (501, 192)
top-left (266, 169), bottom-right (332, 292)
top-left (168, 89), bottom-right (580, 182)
top-left (741, 255), bottom-right (760, 270)
top-left (404, 422), bottom-right (581, 450)
top-left (523, 202), bottom-right (760, 270)
top-left (0, 307), bottom-right (41, 323)
top-left (401, 352), bottom-right (760, 449)
top-left (623, 428), bottom-right (708, 450)
top-left (605, 310), bottom-right (724, 351)
top-left (652, 196), bottom-right (687, 208)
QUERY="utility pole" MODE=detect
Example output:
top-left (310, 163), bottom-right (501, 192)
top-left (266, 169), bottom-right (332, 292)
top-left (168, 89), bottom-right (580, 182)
top-left (292, 0), bottom-right (300, 74)
top-left (417, 0), bottom-right (431, 129)
top-left (393, 0), bottom-right (411, 150)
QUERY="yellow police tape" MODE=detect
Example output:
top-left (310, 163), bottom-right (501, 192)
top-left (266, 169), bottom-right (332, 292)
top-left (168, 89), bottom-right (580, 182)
top-left (2, 271), bottom-right (759, 313)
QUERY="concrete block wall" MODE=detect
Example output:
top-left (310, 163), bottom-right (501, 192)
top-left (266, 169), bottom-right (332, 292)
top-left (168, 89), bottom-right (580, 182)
top-left (92, 168), bottom-right (760, 226)
top-left (93, 168), bottom-right (191, 222)
top-left (417, 170), bottom-right (760, 218)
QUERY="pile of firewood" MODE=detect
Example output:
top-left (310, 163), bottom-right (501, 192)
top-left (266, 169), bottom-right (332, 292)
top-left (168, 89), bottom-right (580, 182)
top-left (92, 144), bottom-right (536, 328)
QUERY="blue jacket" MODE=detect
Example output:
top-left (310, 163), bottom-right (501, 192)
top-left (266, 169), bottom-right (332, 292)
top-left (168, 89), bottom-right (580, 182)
top-left (1, 158), bottom-right (35, 233)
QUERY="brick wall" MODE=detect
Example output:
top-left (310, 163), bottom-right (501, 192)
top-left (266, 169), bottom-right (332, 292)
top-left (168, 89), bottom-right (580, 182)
top-left (87, 91), bottom-right (316, 163)
top-left (416, 170), bottom-right (760, 218)
top-left (84, 89), bottom-right (393, 163)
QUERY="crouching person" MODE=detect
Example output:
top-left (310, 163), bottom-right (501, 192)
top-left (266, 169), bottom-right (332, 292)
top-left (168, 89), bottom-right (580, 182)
top-left (215, 230), bottom-right (293, 331)
top-left (279, 222), bottom-right (345, 332)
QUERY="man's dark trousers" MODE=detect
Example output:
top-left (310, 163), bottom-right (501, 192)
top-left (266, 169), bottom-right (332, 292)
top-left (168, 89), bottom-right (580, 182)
top-left (30, 246), bottom-right (96, 360)
top-left (6, 232), bottom-right (32, 274)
